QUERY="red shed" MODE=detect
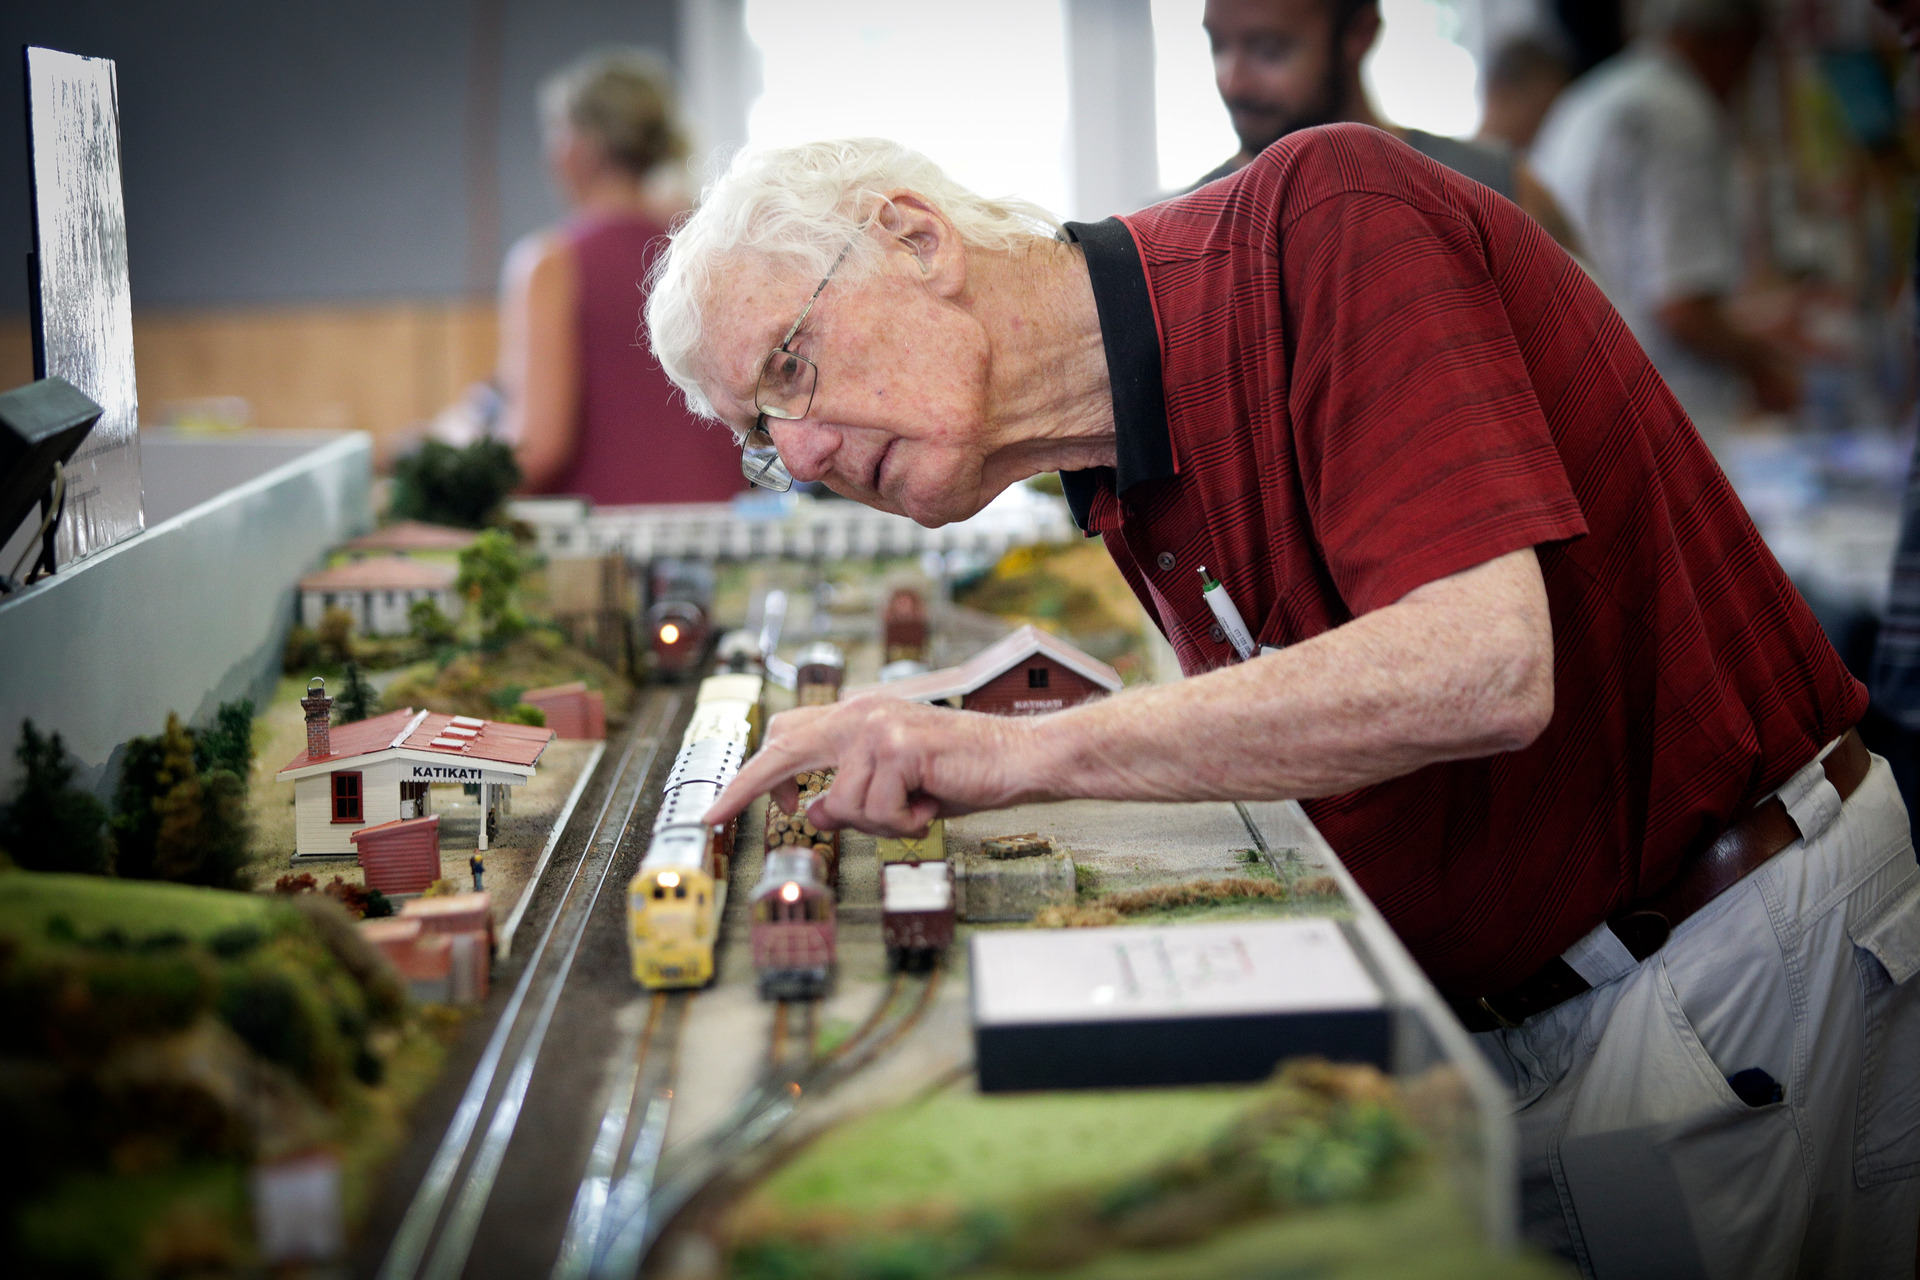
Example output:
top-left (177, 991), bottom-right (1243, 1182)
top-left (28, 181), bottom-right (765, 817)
top-left (845, 624), bottom-right (1122, 716)
top-left (402, 891), bottom-right (493, 945)
top-left (521, 682), bottom-right (606, 739)
top-left (350, 815), bottom-right (441, 896)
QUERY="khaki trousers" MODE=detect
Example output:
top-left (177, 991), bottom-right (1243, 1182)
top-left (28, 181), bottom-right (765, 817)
top-left (1476, 753), bottom-right (1920, 1279)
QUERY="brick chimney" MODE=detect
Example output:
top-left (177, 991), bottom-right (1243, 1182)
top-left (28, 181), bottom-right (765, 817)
top-left (301, 677), bottom-right (333, 759)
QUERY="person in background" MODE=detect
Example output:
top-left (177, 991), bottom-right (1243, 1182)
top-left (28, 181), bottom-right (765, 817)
top-left (1530, 0), bottom-right (1799, 448)
top-left (503, 49), bottom-right (744, 503)
top-left (1195, 0), bottom-right (1582, 252)
top-left (1866, 0), bottom-right (1920, 820)
top-left (470, 851), bottom-right (484, 893)
top-left (1476, 33), bottom-right (1571, 152)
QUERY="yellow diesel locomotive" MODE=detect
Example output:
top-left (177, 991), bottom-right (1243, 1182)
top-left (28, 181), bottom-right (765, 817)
top-left (627, 672), bottom-right (763, 988)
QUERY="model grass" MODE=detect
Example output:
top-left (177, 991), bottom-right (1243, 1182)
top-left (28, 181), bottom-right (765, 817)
top-left (726, 1063), bottom-right (1567, 1280)
top-left (0, 871), bottom-right (451, 1277)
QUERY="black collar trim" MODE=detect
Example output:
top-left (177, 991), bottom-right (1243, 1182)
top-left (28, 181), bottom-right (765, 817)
top-left (1058, 218), bottom-right (1174, 531)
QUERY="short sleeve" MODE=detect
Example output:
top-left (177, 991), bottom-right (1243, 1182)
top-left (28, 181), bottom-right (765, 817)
top-left (1282, 188), bottom-right (1588, 616)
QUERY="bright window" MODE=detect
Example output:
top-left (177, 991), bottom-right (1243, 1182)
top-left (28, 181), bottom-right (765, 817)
top-left (743, 1), bottom-right (1073, 218)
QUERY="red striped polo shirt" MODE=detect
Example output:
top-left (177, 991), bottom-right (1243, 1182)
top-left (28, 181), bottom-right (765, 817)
top-left (1059, 123), bottom-right (1865, 996)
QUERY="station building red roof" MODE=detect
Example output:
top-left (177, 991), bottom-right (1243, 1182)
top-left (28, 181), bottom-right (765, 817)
top-left (277, 707), bottom-right (553, 776)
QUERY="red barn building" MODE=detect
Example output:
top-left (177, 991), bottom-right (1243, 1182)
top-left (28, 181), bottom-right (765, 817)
top-left (847, 624), bottom-right (1121, 715)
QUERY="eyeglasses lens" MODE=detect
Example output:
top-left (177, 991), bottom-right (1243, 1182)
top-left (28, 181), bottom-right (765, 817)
top-left (756, 351), bottom-right (817, 420)
top-left (740, 424), bottom-right (793, 492)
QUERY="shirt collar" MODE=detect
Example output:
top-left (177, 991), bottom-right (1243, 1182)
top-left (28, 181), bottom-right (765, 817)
top-left (1058, 218), bottom-right (1175, 532)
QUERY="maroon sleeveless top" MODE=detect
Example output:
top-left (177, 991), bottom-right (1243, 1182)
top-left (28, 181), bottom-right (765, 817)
top-left (542, 212), bottom-right (744, 504)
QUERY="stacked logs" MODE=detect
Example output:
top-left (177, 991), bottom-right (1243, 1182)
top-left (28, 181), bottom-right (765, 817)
top-left (765, 767), bottom-right (840, 888)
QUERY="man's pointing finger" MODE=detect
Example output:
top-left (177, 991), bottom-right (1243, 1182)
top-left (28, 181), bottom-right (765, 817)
top-left (702, 734), bottom-right (829, 827)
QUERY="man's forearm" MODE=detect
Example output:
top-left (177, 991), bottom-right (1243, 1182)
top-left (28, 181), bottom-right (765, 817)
top-left (1022, 547), bottom-right (1554, 804)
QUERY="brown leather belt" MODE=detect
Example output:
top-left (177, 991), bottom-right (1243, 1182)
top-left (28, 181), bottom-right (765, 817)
top-left (1450, 728), bottom-right (1871, 1034)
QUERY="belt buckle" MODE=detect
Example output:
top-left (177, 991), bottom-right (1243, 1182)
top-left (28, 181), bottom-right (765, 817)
top-left (1476, 995), bottom-right (1522, 1030)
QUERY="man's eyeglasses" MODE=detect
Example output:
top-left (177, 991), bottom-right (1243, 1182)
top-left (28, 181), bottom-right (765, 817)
top-left (740, 235), bottom-right (858, 492)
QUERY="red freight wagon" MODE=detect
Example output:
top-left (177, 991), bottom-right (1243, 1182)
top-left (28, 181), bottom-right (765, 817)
top-left (751, 849), bottom-right (835, 1000)
top-left (881, 860), bottom-right (954, 972)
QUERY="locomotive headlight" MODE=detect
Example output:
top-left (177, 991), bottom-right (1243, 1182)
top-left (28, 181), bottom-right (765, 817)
top-left (780, 881), bottom-right (801, 903)
top-left (658, 871), bottom-right (681, 889)
top-left (659, 622), bottom-right (681, 645)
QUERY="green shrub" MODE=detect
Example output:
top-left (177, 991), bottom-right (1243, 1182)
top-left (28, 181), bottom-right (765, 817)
top-left (389, 438), bottom-right (520, 529)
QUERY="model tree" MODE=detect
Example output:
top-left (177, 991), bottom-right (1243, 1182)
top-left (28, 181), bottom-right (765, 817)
top-left (457, 528), bottom-right (526, 644)
top-left (317, 605), bottom-right (356, 666)
top-left (194, 697), bottom-right (255, 780)
top-left (388, 439), bottom-right (521, 529)
top-left (408, 596), bottom-right (457, 647)
top-left (0, 720), bottom-right (114, 875)
top-left (109, 732), bottom-right (166, 879)
top-left (335, 663), bottom-right (376, 724)
top-left (113, 711), bottom-right (251, 888)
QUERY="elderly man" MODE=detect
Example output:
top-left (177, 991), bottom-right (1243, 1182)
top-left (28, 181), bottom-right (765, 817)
top-left (648, 131), bottom-right (1919, 1275)
top-left (1531, 0), bottom-right (1800, 444)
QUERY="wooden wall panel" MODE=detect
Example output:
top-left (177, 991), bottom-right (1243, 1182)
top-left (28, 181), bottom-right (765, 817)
top-left (0, 302), bottom-right (498, 466)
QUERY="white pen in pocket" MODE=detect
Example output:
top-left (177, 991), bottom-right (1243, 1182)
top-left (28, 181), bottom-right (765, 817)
top-left (1198, 566), bottom-right (1258, 661)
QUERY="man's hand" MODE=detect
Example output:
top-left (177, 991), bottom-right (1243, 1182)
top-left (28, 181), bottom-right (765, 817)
top-left (704, 547), bottom-right (1553, 836)
top-left (704, 697), bottom-right (1036, 836)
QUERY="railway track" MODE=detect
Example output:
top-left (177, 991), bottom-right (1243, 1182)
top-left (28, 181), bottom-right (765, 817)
top-left (370, 674), bottom-right (948, 1280)
top-left (592, 969), bottom-right (946, 1277)
top-left (375, 692), bottom-right (684, 1280)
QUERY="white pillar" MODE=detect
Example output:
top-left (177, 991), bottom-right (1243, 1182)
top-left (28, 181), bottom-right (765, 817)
top-left (1065, 0), bottom-right (1162, 220)
top-left (478, 782), bottom-right (488, 852)
top-left (677, 0), bottom-right (760, 173)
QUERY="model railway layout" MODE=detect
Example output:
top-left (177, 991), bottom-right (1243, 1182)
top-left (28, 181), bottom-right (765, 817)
top-left (373, 656), bottom-right (956, 1278)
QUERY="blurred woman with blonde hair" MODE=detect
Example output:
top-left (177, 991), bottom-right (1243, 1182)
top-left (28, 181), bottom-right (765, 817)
top-left (504, 48), bottom-right (743, 502)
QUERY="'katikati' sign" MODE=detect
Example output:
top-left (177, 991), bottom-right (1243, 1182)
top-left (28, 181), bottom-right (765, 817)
top-left (405, 763), bottom-right (526, 785)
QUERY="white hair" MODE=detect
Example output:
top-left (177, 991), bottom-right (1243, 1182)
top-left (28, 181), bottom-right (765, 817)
top-left (645, 138), bottom-right (1063, 425)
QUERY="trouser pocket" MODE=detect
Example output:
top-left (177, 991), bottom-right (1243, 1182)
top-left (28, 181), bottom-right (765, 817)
top-left (1555, 959), bottom-right (1806, 1280)
top-left (1852, 876), bottom-right (1920, 1186)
